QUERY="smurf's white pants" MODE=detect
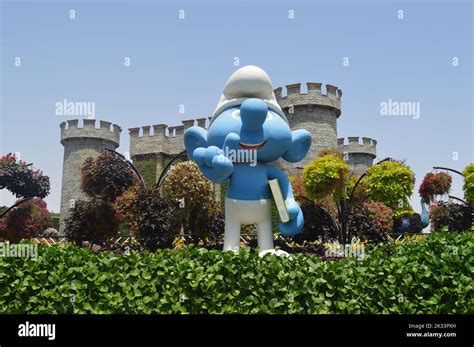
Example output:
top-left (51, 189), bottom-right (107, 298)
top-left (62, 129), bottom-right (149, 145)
top-left (224, 198), bottom-right (274, 252)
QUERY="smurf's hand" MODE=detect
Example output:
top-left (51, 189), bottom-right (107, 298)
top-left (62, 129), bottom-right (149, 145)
top-left (278, 199), bottom-right (304, 237)
top-left (192, 135), bottom-right (237, 184)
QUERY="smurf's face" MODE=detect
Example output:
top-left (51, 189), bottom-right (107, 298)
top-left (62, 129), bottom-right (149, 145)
top-left (207, 98), bottom-right (293, 163)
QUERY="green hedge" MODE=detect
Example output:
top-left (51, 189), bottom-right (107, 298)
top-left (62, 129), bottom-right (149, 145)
top-left (0, 232), bottom-right (472, 314)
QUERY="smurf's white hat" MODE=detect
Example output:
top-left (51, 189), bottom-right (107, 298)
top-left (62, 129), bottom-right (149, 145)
top-left (210, 65), bottom-right (287, 125)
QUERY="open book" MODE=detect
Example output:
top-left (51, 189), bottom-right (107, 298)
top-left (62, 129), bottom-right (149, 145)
top-left (268, 178), bottom-right (290, 223)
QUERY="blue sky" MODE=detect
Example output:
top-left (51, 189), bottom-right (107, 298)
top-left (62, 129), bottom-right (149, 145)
top-left (1, 0), bottom-right (472, 213)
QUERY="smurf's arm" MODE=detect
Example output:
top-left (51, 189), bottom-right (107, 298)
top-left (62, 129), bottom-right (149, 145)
top-left (266, 165), bottom-right (296, 204)
top-left (267, 166), bottom-right (304, 236)
top-left (267, 165), bottom-right (304, 237)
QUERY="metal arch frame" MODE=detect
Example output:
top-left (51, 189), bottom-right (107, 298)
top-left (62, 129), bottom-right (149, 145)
top-left (155, 150), bottom-right (187, 188)
top-left (432, 166), bottom-right (471, 207)
top-left (0, 197), bottom-right (33, 219)
top-left (432, 166), bottom-right (464, 177)
top-left (348, 157), bottom-right (392, 206)
top-left (102, 148), bottom-right (146, 188)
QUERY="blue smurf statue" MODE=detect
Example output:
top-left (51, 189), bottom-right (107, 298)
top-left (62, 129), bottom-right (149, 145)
top-left (184, 66), bottom-right (312, 256)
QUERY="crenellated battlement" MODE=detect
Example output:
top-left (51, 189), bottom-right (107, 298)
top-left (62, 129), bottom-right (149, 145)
top-left (129, 118), bottom-right (208, 157)
top-left (338, 136), bottom-right (377, 157)
top-left (60, 119), bottom-right (121, 146)
top-left (275, 82), bottom-right (342, 117)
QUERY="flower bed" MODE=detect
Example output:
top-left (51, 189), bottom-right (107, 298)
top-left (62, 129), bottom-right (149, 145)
top-left (0, 232), bottom-right (471, 314)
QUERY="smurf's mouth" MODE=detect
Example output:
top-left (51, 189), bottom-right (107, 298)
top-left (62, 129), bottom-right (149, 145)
top-left (239, 140), bottom-right (267, 150)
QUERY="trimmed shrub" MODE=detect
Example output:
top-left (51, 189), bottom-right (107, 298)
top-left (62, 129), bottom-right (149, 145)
top-left (0, 153), bottom-right (50, 199)
top-left (81, 151), bottom-right (136, 202)
top-left (350, 201), bottom-right (394, 243)
top-left (65, 199), bottom-right (119, 246)
top-left (419, 172), bottom-right (452, 203)
top-left (162, 161), bottom-right (219, 241)
top-left (290, 174), bottom-right (308, 202)
top-left (187, 202), bottom-right (225, 246)
top-left (163, 161), bottom-right (213, 210)
top-left (0, 198), bottom-right (52, 242)
top-left (292, 199), bottom-right (338, 243)
top-left (317, 147), bottom-right (344, 159)
top-left (429, 201), bottom-right (471, 232)
top-left (303, 154), bottom-right (350, 201)
top-left (0, 232), bottom-right (471, 314)
top-left (133, 188), bottom-right (178, 251)
top-left (462, 163), bottom-right (474, 206)
top-left (365, 160), bottom-right (415, 213)
top-left (113, 184), bottom-right (141, 236)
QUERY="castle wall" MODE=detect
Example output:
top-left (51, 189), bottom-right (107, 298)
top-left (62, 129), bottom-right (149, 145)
top-left (129, 119), bottom-right (206, 182)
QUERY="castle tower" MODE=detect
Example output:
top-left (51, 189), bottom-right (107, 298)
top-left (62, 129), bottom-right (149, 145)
top-left (274, 82), bottom-right (342, 175)
top-left (59, 119), bottom-right (121, 233)
top-left (338, 137), bottom-right (377, 176)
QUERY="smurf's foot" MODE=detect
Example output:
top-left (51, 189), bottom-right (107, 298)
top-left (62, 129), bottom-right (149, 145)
top-left (258, 249), bottom-right (290, 257)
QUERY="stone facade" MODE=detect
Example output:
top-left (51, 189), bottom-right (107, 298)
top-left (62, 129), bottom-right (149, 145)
top-left (59, 119), bottom-right (121, 233)
top-left (58, 81), bottom-right (378, 230)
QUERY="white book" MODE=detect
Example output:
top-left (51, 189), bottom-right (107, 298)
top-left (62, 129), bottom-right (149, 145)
top-left (268, 178), bottom-right (290, 223)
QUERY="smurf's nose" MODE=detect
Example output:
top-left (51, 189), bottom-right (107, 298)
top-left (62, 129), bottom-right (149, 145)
top-left (240, 98), bottom-right (268, 131)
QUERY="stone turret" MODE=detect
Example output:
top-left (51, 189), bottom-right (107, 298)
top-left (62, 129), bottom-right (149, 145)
top-left (338, 136), bottom-right (377, 175)
top-left (274, 82), bottom-right (342, 174)
top-left (59, 119), bottom-right (121, 233)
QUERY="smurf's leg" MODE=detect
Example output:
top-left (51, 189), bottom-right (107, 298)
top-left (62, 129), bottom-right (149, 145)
top-left (257, 217), bottom-right (274, 254)
top-left (223, 200), bottom-right (241, 252)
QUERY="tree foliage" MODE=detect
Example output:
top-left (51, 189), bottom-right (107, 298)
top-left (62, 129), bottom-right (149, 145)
top-left (303, 153), bottom-right (350, 201)
top-left (81, 151), bottom-right (137, 202)
top-left (64, 199), bottom-right (119, 246)
top-left (365, 160), bottom-right (415, 213)
top-left (163, 161), bottom-right (213, 211)
top-left (419, 172), bottom-right (452, 203)
top-left (292, 199), bottom-right (338, 243)
top-left (132, 188), bottom-right (178, 251)
top-left (350, 201), bottom-right (394, 243)
top-left (429, 201), bottom-right (471, 232)
top-left (462, 163), bottom-right (474, 206)
top-left (0, 198), bottom-right (52, 242)
top-left (162, 161), bottom-right (220, 242)
top-left (0, 154), bottom-right (50, 199)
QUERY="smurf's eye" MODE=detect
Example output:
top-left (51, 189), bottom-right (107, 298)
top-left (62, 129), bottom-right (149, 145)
top-left (266, 112), bottom-right (274, 121)
top-left (232, 109), bottom-right (241, 119)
